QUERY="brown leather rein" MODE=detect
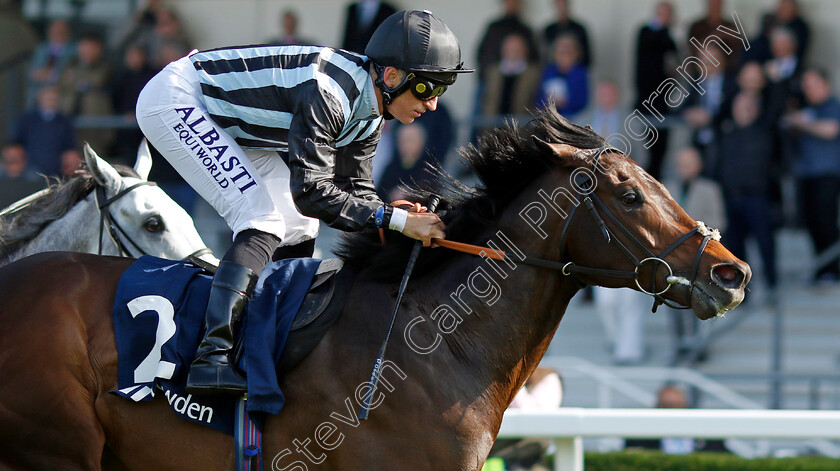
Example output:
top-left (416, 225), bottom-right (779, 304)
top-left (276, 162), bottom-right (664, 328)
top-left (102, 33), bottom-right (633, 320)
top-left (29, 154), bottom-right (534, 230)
top-left (386, 194), bottom-right (717, 312)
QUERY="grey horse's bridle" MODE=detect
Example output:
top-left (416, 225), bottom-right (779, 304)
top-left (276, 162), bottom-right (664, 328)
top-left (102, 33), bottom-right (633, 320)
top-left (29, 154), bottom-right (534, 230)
top-left (95, 182), bottom-right (213, 263)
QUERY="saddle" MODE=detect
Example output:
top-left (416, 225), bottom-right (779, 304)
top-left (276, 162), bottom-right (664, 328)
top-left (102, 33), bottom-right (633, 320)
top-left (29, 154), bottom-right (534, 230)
top-left (273, 258), bottom-right (357, 375)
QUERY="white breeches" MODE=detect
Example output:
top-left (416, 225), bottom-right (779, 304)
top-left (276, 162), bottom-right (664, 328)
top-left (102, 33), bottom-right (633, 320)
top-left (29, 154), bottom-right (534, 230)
top-left (136, 56), bottom-right (319, 245)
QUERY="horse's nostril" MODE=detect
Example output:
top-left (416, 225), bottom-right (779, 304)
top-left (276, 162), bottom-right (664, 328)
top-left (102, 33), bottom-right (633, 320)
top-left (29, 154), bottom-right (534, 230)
top-left (712, 264), bottom-right (744, 290)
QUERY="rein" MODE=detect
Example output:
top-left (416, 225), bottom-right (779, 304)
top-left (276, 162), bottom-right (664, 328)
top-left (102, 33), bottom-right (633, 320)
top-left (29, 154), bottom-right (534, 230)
top-left (94, 182), bottom-right (213, 264)
top-left (391, 167), bottom-right (718, 313)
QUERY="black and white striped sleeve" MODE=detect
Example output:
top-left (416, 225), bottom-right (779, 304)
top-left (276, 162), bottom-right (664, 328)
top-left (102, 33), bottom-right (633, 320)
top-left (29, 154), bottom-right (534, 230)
top-left (287, 86), bottom-right (383, 231)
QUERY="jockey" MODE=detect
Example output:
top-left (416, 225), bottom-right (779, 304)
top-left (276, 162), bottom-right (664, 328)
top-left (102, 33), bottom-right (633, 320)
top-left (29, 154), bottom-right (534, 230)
top-left (136, 10), bottom-right (472, 394)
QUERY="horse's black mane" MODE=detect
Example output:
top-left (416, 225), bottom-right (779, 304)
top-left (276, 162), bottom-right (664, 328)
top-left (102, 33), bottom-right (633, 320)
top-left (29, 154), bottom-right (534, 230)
top-left (334, 108), bottom-right (607, 280)
top-left (0, 164), bottom-right (140, 258)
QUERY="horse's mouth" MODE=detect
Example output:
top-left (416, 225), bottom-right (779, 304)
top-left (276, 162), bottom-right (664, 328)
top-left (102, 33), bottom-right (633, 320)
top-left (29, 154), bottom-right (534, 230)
top-left (689, 281), bottom-right (744, 320)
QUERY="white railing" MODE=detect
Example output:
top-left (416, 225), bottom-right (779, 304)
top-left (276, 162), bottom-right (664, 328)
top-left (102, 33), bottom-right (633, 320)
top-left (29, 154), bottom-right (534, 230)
top-left (497, 408), bottom-right (840, 471)
top-left (539, 356), bottom-right (840, 457)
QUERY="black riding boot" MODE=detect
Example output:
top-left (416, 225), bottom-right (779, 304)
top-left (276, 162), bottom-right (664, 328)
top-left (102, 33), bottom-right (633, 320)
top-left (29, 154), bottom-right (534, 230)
top-left (186, 261), bottom-right (258, 395)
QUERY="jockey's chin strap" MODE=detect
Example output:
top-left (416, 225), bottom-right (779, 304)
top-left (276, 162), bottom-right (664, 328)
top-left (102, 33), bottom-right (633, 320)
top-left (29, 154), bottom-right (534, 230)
top-left (391, 187), bottom-right (719, 313)
top-left (94, 182), bottom-right (214, 263)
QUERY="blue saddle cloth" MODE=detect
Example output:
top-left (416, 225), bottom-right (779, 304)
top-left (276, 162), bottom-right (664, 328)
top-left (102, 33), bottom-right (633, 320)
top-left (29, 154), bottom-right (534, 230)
top-left (111, 255), bottom-right (321, 435)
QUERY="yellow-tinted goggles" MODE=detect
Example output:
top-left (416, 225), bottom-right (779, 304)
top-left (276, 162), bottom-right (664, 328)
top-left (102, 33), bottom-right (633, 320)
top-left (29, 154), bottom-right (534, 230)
top-left (405, 73), bottom-right (448, 101)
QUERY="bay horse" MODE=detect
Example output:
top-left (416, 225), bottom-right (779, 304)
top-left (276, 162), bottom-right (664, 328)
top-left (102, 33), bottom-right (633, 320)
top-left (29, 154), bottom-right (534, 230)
top-left (0, 110), bottom-right (749, 470)
top-left (0, 141), bottom-right (216, 268)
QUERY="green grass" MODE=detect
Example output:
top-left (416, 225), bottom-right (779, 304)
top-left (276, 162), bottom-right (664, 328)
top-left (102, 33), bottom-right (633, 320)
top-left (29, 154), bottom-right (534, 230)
top-left (583, 450), bottom-right (840, 471)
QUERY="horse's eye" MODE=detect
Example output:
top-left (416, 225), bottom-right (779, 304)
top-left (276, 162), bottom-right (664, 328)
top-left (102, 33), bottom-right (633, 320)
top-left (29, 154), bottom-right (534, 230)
top-left (144, 216), bottom-right (164, 232)
top-left (622, 191), bottom-right (640, 206)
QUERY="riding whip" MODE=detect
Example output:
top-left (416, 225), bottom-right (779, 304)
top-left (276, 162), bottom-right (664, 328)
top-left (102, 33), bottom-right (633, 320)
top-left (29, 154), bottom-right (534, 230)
top-left (358, 196), bottom-right (440, 420)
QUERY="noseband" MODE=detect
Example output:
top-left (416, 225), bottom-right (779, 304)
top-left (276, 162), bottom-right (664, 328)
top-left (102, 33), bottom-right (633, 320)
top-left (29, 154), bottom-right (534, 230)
top-left (95, 182), bottom-right (213, 262)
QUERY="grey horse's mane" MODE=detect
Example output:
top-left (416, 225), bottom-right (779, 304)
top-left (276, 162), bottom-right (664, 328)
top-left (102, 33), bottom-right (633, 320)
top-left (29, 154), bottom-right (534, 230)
top-left (0, 165), bottom-right (140, 259)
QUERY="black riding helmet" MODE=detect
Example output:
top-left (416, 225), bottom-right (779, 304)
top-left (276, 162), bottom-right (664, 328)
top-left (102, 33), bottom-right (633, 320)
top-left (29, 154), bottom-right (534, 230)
top-left (365, 10), bottom-right (473, 105)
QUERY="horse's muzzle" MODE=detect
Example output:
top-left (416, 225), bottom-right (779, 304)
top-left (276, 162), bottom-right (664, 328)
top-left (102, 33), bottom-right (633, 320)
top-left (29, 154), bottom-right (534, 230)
top-left (691, 261), bottom-right (751, 319)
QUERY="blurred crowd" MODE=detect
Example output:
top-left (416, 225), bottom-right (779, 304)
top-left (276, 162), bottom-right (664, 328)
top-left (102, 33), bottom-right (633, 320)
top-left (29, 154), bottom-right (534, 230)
top-left (2, 0), bottom-right (839, 302)
top-left (2, 0), bottom-right (195, 207)
top-left (471, 0), bottom-right (840, 296)
top-left (463, 0), bottom-right (840, 368)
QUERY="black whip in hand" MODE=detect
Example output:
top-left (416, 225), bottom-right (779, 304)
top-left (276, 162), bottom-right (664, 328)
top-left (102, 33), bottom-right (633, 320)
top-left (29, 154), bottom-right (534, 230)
top-left (358, 196), bottom-right (440, 420)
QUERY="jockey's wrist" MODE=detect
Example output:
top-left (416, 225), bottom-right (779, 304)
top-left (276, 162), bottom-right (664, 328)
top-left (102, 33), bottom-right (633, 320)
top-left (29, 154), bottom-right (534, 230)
top-left (374, 205), bottom-right (408, 232)
top-left (389, 207), bottom-right (408, 232)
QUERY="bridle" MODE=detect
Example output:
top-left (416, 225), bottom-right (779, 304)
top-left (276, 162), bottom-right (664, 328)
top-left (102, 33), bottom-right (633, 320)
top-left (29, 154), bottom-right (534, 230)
top-left (551, 162), bottom-right (717, 312)
top-left (95, 182), bottom-right (213, 263)
top-left (429, 147), bottom-right (719, 312)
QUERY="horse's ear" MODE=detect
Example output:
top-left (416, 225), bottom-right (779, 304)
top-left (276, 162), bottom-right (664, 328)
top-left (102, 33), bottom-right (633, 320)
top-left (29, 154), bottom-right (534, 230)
top-left (84, 143), bottom-right (123, 191)
top-left (531, 136), bottom-right (581, 162)
top-left (134, 139), bottom-right (153, 181)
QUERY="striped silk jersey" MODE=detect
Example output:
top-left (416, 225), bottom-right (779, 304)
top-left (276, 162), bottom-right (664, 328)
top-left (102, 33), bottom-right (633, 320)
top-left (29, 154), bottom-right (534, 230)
top-left (189, 45), bottom-right (386, 231)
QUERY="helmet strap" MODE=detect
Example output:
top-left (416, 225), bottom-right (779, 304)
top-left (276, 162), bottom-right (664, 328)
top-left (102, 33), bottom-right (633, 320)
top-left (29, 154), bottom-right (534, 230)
top-left (373, 63), bottom-right (410, 107)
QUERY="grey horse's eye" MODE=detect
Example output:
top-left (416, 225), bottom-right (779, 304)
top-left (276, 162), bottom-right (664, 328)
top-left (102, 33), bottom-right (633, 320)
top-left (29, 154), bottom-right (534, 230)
top-left (144, 215), bottom-right (165, 232)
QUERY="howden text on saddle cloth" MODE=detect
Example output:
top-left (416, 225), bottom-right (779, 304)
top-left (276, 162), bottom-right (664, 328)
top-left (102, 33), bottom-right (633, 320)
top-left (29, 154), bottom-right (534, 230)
top-left (110, 255), bottom-right (320, 435)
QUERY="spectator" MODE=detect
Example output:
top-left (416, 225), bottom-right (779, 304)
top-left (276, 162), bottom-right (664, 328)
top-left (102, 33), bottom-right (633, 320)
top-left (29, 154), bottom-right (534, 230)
top-left (341, 0), bottom-right (397, 54)
top-left (156, 40), bottom-right (190, 71)
top-left (634, 1), bottom-right (677, 181)
top-left (114, 0), bottom-right (167, 56)
top-left (60, 149), bottom-right (83, 178)
top-left (625, 384), bottom-right (727, 454)
top-left (57, 33), bottom-right (113, 154)
top-left (476, 0), bottom-right (539, 78)
top-left (681, 47), bottom-right (733, 173)
top-left (717, 92), bottom-right (778, 294)
top-left (763, 27), bottom-right (805, 119)
top-left (579, 80), bottom-right (624, 140)
top-left (664, 147), bottom-right (725, 357)
top-left (480, 33), bottom-right (541, 119)
top-left (140, 8), bottom-right (193, 70)
top-left (489, 367), bottom-right (563, 470)
top-left (112, 44), bottom-right (157, 162)
top-left (593, 285), bottom-right (652, 365)
top-left (0, 143), bottom-right (43, 209)
top-left (411, 100), bottom-right (455, 167)
top-left (742, 13), bottom-right (777, 65)
top-left (0, 143), bottom-right (39, 181)
top-left (371, 119), bottom-right (396, 184)
top-left (112, 45), bottom-right (155, 117)
top-left (774, 0), bottom-right (810, 62)
top-left (687, 0), bottom-right (741, 73)
top-left (11, 86), bottom-right (75, 178)
top-left (666, 148), bottom-right (727, 238)
top-left (58, 34), bottom-right (111, 116)
top-left (716, 62), bottom-right (773, 131)
top-left (723, 62), bottom-right (788, 225)
top-left (266, 9), bottom-right (316, 46)
top-left (377, 123), bottom-right (431, 202)
top-left (783, 68), bottom-right (840, 284)
top-left (26, 19), bottom-right (76, 106)
top-left (542, 0), bottom-right (591, 66)
top-left (765, 27), bottom-right (803, 86)
top-left (536, 34), bottom-right (588, 120)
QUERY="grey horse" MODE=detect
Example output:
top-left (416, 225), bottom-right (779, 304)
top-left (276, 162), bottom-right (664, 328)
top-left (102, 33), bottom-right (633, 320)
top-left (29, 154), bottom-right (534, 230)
top-left (0, 141), bottom-right (218, 268)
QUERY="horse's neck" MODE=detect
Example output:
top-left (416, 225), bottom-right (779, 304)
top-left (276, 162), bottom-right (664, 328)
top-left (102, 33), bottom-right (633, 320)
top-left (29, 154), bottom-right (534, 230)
top-left (397, 219), bottom-right (579, 431)
top-left (3, 196), bottom-right (112, 265)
